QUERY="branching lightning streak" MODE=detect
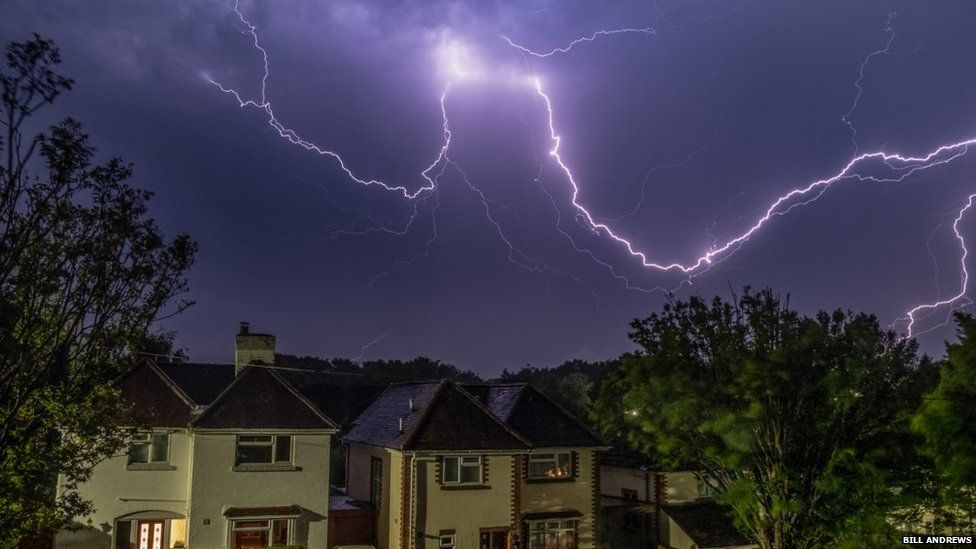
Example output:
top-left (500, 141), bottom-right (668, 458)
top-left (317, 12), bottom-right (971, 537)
top-left (212, 2), bottom-right (976, 340)
top-left (531, 76), bottom-right (975, 274)
top-left (900, 194), bottom-right (976, 337)
top-left (206, 1), bottom-right (447, 201)
top-left (501, 28), bottom-right (656, 58)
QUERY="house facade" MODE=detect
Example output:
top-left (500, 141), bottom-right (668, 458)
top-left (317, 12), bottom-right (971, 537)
top-left (55, 324), bottom-right (339, 549)
top-left (342, 381), bottom-right (606, 549)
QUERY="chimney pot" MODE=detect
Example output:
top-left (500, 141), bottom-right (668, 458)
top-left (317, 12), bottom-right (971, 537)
top-left (398, 417), bottom-right (404, 433)
top-left (239, 321), bottom-right (250, 335)
top-left (234, 323), bottom-right (275, 376)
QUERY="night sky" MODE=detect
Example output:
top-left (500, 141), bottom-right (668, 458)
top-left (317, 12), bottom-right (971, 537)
top-left (4, 0), bottom-right (976, 374)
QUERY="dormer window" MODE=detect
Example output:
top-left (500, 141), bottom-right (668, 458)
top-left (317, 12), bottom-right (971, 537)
top-left (442, 456), bottom-right (482, 485)
top-left (235, 435), bottom-right (292, 465)
top-left (128, 432), bottom-right (169, 464)
top-left (528, 452), bottom-right (572, 480)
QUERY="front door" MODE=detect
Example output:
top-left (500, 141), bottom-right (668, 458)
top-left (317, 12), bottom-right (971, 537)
top-left (137, 520), bottom-right (164, 549)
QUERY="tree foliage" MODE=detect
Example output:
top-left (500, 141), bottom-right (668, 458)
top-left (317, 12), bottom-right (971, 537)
top-left (593, 288), bottom-right (935, 549)
top-left (0, 35), bottom-right (195, 542)
top-left (496, 359), bottom-right (609, 422)
top-left (911, 313), bottom-right (976, 531)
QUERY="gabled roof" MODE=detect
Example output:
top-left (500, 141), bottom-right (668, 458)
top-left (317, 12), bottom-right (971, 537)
top-left (155, 362), bottom-right (235, 405)
top-left (343, 381), bottom-right (531, 451)
top-left (662, 501), bottom-right (751, 548)
top-left (466, 384), bottom-right (604, 448)
top-left (191, 367), bottom-right (337, 430)
top-left (116, 359), bottom-right (195, 427)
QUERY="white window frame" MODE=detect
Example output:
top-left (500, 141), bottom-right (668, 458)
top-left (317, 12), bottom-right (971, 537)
top-left (439, 534), bottom-right (456, 548)
top-left (127, 432), bottom-right (170, 464)
top-left (697, 478), bottom-right (716, 498)
top-left (228, 517), bottom-right (294, 547)
top-left (527, 519), bottom-right (578, 549)
top-left (527, 451), bottom-right (572, 479)
top-left (442, 455), bottom-right (483, 485)
top-left (235, 434), bottom-right (293, 465)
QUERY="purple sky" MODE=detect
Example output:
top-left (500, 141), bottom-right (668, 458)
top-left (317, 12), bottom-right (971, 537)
top-left (4, 0), bottom-right (976, 374)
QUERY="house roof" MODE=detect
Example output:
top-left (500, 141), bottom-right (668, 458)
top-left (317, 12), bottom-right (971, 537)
top-left (117, 359), bottom-right (339, 431)
top-left (343, 381), bottom-right (531, 451)
top-left (344, 380), bottom-right (604, 451)
top-left (662, 501), bottom-right (751, 549)
top-left (156, 362), bottom-right (235, 405)
top-left (116, 360), bottom-right (195, 427)
top-left (465, 384), bottom-right (604, 448)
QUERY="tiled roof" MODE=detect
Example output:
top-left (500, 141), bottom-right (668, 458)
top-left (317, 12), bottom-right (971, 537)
top-left (116, 360), bottom-right (339, 431)
top-left (116, 360), bottom-right (194, 427)
top-left (191, 368), bottom-right (337, 430)
top-left (156, 362), bottom-right (235, 405)
top-left (345, 380), bottom-right (604, 451)
top-left (467, 384), bottom-right (604, 448)
top-left (662, 501), bottom-right (751, 548)
top-left (343, 381), bottom-right (530, 451)
top-left (278, 372), bottom-right (386, 427)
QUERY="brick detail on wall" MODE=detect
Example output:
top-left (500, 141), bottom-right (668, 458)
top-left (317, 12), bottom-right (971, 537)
top-left (511, 454), bottom-right (524, 547)
top-left (591, 450), bottom-right (601, 543)
top-left (654, 472), bottom-right (668, 505)
top-left (483, 455), bottom-right (489, 484)
top-left (571, 451), bottom-right (579, 478)
top-left (400, 455), bottom-right (413, 549)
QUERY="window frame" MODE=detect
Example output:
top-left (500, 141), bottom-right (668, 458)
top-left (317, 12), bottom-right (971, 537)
top-left (442, 455), bottom-right (483, 485)
top-left (234, 434), bottom-right (293, 466)
top-left (697, 478), bottom-right (716, 498)
top-left (228, 517), bottom-right (293, 548)
top-left (438, 534), bottom-right (456, 548)
top-left (127, 432), bottom-right (170, 465)
top-left (527, 451), bottom-right (573, 480)
top-left (527, 519), bottom-right (578, 549)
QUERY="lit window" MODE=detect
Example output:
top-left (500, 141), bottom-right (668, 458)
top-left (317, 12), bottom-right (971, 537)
top-left (528, 520), bottom-right (577, 549)
top-left (527, 452), bottom-right (572, 479)
top-left (235, 435), bottom-right (292, 465)
top-left (128, 433), bottom-right (169, 464)
top-left (442, 456), bottom-right (482, 484)
top-left (439, 534), bottom-right (456, 548)
top-left (230, 519), bottom-right (290, 548)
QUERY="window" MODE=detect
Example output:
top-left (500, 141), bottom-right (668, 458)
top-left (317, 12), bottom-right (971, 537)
top-left (528, 520), bottom-right (577, 549)
top-left (443, 456), bottom-right (482, 484)
top-left (527, 452), bottom-right (572, 479)
top-left (622, 488), bottom-right (638, 502)
top-left (128, 432), bottom-right (169, 464)
top-left (370, 457), bottom-right (383, 508)
top-left (235, 435), bottom-right (292, 465)
top-left (230, 519), bottom-right (290, 548)
top-left (480, 531), bottom-right (508, 549)
top-left (439, 534), bottom-right (455, 548)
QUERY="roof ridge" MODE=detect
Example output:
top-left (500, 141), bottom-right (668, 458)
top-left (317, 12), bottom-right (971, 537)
top-left (188, 367), bottom-right (252, 427)
top-left (450, 382), bottom-right (533, 448)
top-left (519, 384), bottom-right (604, 445)
top-left (268, 369), bottom-right (339, 430)
top-left (139, 358), bottom-right (196, 408)
top-left (399, 379), bottom-right (448, 450)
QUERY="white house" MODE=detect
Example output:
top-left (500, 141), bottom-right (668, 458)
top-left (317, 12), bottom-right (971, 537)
top-left (55, 324), bottom-right (340, 549)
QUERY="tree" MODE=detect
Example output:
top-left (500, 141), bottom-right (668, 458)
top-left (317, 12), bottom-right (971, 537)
top-left (911, 313), bottom-right (976, 531)
top-left (593, 288), bottom-right (935, 549)
top-left (496, 360), bottom-right (609, 422)
top-left (0, 35), bottom-right (195, 543)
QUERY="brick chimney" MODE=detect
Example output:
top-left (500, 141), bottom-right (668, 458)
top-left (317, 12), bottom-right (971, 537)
top-left (235, 322), bottom-right (276, 376)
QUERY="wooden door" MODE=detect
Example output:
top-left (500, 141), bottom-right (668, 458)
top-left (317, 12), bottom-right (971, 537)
top-left (137, 520), bottom-right (163, 549)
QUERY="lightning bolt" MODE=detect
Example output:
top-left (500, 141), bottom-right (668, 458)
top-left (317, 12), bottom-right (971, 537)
top-left (210, 2), bottom-right (976, 340)
top-left (501, 28), bottom-right (657, 58)
top-left (899, 194), bottom-right (976, 338)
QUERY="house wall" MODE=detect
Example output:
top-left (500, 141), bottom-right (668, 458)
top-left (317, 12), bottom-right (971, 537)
top-left (665, 471), bottom-right (702, 504)
top-left (600, 465), bottom-right (652, 503)
top-left (414, 454), bottom-right (515, 549)
top-left (521, 449), bottom-right (599, 549)
top-left (347, 442), bottom-right (395, 549)
top-left (54, 429), bottom-right (191, 549)
top-left (186, 431), bottom-right (331, 549)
